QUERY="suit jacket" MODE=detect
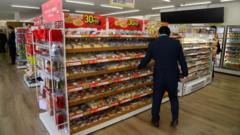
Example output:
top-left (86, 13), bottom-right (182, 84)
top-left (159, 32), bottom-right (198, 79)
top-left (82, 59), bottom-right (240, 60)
top-left (138, 36), bottom-right (188, 84)
top-left (7, 31), bottom-right (16, 56)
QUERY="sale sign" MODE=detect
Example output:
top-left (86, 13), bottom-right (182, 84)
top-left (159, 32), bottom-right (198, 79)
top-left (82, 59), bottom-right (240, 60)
top-left (64, 13), bottom-right (106, 30)
top-left (108, 17), bottom-right (143, 31)
top-left (41, 0), bottom-right (63, 23)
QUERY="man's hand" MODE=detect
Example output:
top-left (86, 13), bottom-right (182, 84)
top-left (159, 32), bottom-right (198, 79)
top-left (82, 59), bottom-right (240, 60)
top-left (180, 77), bottom-right (188, 82)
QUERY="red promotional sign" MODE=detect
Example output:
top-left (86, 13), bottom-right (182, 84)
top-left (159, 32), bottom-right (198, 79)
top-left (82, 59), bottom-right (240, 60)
top-left (41, 0), bottom-right (63, 23)
top-left (108, 17), bottom-right (143, 31)
top-left (64, 13), bottom-right (106, 30)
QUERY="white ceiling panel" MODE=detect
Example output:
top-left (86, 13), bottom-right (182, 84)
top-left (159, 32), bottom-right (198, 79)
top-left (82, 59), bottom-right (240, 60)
top-left (0, 0), bottom-right (238, 20)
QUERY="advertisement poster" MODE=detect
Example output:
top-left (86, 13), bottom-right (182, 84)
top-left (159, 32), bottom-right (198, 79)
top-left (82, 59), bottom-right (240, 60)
top-left (41, 0), bottom-right (63, 23)
top-left (109, 0), bottom-right (135, 8)
top-left (144, 20), bottom-right (168, 36)
top-left (65, 13), bottom-right (106, 30)
top-left (108, 17), bottom-right (143, 31)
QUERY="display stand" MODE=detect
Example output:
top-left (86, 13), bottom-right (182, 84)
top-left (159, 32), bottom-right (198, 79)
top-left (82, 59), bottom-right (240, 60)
top-left (23, 27), bottom-right (40, 88)
top-left (170, 25), bottom-right (214, 96)
top-left (216, 25), bottom-right (240, 76)
top-left (15, 27), bottom-right (28, 69)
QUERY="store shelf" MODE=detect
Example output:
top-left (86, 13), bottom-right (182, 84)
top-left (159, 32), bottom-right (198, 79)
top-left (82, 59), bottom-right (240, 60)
top-left (71, 97), bottom-right (169, 135)
top-left (69, 82), bottom-right (153, 106)
top-left (66, 35), bottom-right (155, 39)
top-left (69, 91), bottom-right (153, 121)
top-left (17, 65), bottom-right (28, 69)
top-left (68, 72), bottom-right (153, 93)
top-left (67, 65), bottom-right (153, 80)
top-left (23, 74), bottom-right (40, 88)
top-left (66, 55), bottom-right (145, 67)
top-left (66, 45), bottom-right (148, 53)
top-left (188, 61), bottom-right (210, 68)
top-left (184, 46), bottom-right (210, 51)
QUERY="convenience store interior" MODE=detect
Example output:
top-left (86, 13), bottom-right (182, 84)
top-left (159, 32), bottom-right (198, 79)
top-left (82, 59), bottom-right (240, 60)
top-left (0, 0), bottom-right (240, 135)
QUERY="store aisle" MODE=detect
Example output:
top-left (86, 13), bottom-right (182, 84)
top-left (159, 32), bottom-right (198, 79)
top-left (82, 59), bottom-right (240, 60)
top-left (0, 54), bottom-right (47, 135)
top-left (0, 53), bottom-right (239, 135)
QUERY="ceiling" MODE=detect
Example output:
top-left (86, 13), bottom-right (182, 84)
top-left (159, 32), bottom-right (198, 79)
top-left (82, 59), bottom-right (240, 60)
top-left (0, 0), bottom-right (239, 20)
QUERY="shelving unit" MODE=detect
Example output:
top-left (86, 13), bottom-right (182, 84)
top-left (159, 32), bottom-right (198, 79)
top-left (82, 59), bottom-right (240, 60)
top-left (15, 27), bottom-right (28, 69)
top-left (23, 27), bottom-right (40, 88)
top-left (170, 25), bottom-right (214, 96)
top-left (215, 26), bottom-right (225, 67)
top-left (223, 26), bottom-right (240, 71)
top-left (34, 13), bottom-right (170, 135)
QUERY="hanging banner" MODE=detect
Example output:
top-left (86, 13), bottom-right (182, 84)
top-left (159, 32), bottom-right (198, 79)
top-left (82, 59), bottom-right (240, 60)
top-left (64, 13), bottom-right (106, 30)
top-left (41, 0), bottom-right (63, 23)
top-left (108, 17), bottom-right (143, 31)
top-left (109, 0), bottom-right (135, 8)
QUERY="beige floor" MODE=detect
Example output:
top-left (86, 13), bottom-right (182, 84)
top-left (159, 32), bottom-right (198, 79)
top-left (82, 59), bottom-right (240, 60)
top-left (0, 53), bottom-right (240, 135)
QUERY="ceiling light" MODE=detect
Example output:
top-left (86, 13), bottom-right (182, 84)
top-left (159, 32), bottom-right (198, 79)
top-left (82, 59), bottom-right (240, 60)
top-left (11, 4), bottom-right (40, 9)
top-left (126, 15), bottom-right (144, 19)
top-left (162, 0), bottom-right (171, 2)
top-left (220, 0), bottom-right (235, 2)
top-left (146, 14), bottom-right (160, 17)
top-left (75, 10), bottom-right (95, 14)
top-left (180, 1), bottom-right (212, 7)
top-left (102, 9), bottom-right (140, 16)
top-left (62, 9), bottom-right (70, 12)
top-left (65, 0), bottom-right (94, 6)
top-left (100, 4), bottom-right (123, 9)
top-left (152, 5), bottom-right (175, 10)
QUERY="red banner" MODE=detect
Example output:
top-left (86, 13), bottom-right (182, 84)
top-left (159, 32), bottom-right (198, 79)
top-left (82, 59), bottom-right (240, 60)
top-left (41, 0), bottom-right (63, 24)
top-left (108, 17), bottom-right (143, 31)
top-left (64, 13), bottom-right (106, 30)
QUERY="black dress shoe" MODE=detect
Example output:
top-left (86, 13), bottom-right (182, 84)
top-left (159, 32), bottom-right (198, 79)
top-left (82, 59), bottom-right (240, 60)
top-left (170, 120), bottom-right (178, 128)
top-left (151, 120), bottom-right (159, 128)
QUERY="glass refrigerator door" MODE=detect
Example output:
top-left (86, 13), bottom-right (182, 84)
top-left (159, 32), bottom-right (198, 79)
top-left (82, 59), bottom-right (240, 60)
top-left (223, 26), bottom-right (240, 71)
top-left (214, 26), bottom-right (225, 67)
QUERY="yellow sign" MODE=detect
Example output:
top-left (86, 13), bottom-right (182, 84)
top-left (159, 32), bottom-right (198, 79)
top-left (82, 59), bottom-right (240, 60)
top-left (109, 0), bottom-right (135, 8)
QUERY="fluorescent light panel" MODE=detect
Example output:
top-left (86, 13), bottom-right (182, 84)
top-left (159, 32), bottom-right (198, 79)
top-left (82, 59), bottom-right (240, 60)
top-left (162, 0), bottom-right (171, 2)
top-left (11, 4), bottom-right (40, 9)
top-left (75, 10), bottom-right (95, 14)
top-left (146, 14), bottom-right (160, 17)
top-left (152, 5), bottom-right (175, 10)
top-left (180, 1), bottom-right (212, 7)
top-left (102, 9), bottom-right (140, 16)
top-left (62, 9), bottom-right (70, 12)
top-left (65, 0), bottom-right (94, 5)
top-left (220, 0), bottom-right (235, 2)
top-left (100, 4), bottom-right (123, 9)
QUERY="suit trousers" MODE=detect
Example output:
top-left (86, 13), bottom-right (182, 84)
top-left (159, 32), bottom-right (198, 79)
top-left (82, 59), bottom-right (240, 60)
top-left (151, 72), bottom-right (179, 122)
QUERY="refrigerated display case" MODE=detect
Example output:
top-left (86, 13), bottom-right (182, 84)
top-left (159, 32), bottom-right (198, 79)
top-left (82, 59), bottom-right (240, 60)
top-left (223, 26), bottom-right (240, 71)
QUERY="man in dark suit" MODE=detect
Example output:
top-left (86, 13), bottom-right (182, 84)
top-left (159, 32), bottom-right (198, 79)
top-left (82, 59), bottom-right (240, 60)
top-left (138, 26), bottom-right (188, 128)
top-left (7, 26), bottom-right (16, 65)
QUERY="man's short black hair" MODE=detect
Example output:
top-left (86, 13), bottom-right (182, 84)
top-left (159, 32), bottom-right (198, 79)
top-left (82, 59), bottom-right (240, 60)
top-left (158, 26), bottom-right (171, 36)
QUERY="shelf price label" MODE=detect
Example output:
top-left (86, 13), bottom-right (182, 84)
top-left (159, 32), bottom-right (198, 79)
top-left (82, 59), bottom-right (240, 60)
top-left (65, 13), bottom-right (106, 30)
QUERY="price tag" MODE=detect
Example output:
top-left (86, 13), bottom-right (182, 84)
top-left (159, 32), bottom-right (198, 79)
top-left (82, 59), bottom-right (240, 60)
top-left (88, 59), bottom-right (97, 64)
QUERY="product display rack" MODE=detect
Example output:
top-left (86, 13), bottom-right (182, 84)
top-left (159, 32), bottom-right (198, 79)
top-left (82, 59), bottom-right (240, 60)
top-left (15, 27), bottom-right (28, 69)
top-left (170, 25), bottom-right (214, 96)
top-left (36, 13), bottom-right (170, 135)
top-left (23, 27), bottom-right (40, 88)
top-left (223, 26), bottom-right (240, 71)
top-left (215, 26), bottom-right (226, 67)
